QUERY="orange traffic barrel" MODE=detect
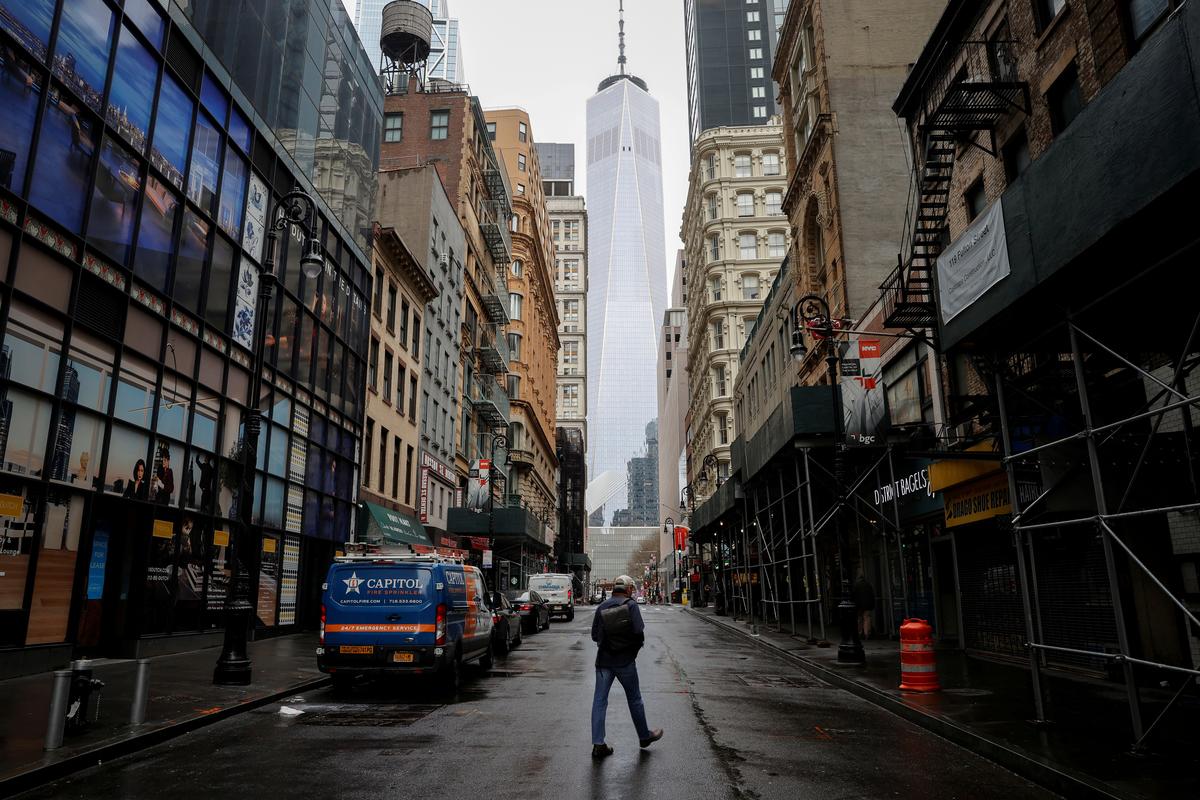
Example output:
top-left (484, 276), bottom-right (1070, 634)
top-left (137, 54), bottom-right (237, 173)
top-left (899, 618), bottom-right (940, 692)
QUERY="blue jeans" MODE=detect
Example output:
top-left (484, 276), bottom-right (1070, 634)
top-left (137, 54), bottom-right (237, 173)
top-left (591, 664), bottom-right (651, 745)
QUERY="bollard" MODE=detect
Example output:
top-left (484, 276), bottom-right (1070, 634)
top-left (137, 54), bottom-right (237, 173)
top-left (44, 670), bottom-right (72, 751)
top-left (130, 658), bottom-right (151, 725)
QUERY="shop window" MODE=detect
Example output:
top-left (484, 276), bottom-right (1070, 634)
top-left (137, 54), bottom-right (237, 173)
top-left (67, 331), bottom-right (115, 413)
top-left (48, 409), bottom-right (104, 487)
top-left (152, 73), bottom-right (193, 190)
top-left (157, 377), bottom-right (192, 440)
top-left (172, 513), bottom-right (207, 631)
top-left (105, 424), bottom-right (149, 495)
top-left (142, 508), bottom-right (178, 635)
top-left (114, 361), bottom-right (156, 429)
top-left (0, 482), bottom-right (39, 644)
top-left (135, 175), bottom-right (180, 292)
top-left (263, 477), bottom-right (285, 528)
top-left (0, 44), bottom-right (40, 194)
top-left (25, 492), bottom-right (84, 644)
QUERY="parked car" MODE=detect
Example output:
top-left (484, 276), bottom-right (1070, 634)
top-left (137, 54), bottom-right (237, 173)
top-left (505, 590), bottom-right (550, 633)
top-left (527, 573), bottom-right (575, 620)
top-left (487, 590), bottom-right (522, 654)
top-left (318, 553), bottom-right (493, 693)
top-left (636, 594), bottom-right (647, 605)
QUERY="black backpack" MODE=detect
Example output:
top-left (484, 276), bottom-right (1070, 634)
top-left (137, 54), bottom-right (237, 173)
top-left (600, 599), bottom-right (638, 653)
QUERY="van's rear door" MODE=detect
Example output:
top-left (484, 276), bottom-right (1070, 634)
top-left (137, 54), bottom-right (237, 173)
top-left (325, 563), bottom-right (435, 648)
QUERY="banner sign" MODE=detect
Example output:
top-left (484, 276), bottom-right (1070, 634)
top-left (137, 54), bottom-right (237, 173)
top-left (840, 335), bottom-right (887, 446)
top-left (944, 473), bottom-right (1011, 527)
top-left (466, 459), bottom-right (490, 510)
top-left (418, 466), bottom-right (430, 522)
top-left (938, 199), bottom-right (1010, 322)
top-left (674, 526), bottom-right (688, 550)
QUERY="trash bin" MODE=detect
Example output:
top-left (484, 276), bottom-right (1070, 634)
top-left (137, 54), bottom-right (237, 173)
top-left (66, 659), bottom-right (105, 734)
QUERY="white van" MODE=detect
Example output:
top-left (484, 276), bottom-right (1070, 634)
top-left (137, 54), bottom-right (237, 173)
top-left (526, 573), bottom-right (575, 621)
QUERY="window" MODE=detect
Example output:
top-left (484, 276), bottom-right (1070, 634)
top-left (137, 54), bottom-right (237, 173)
top-left (1033, 0), bottom-right (1066, 32)
top-left (737, 193), bottom-right (754, 217)
top-left (383, 351), bottom-right (393, 401)
top-left (384, 113), bottom-right (403, 142)
top-left (734, 154), bottom-right (752, 177)
top-left (766, 191), bottom-right (783, 216)
top-left (378, 427), bottom-right (388, 490)
top-left (373, 268), bottom-right (384, 315)
top-left (386, 283), bottom-right (397, 330)
top-left (397, 365), bottom-right (406, 407)
top-left (706, 193), bottom-right (718, 220)
top-left (742, 274), bottom-right (761, 300)
top-left (368, 338), bottom-right (379, 389)
top-left (716, 413), bottom-right (729, 445)
top-left (510, 293), bottom-right (523, 320)
top-left (763, 152), bottom-right (781, 176)
top-left (1003, 128), bottom-right (1031, 182)
top-left (705, 152), bottom-right (717, 180)
top-left (511, 259), bottom-right (523, 278)
top-left (748, 29), bottom-right (762, 41)
top-left (708, 235), bottom-right (720, 263)
top-left (517, 153), bottom-right (526, 172)
top-left (1046, 63), bottom-right (1084, 135)
top-left (747, 11), bottom-right (760, 22)
top-left (391, 439), bottom-right (401, 498)
top-left (752, 86), bottom-right (766, 98)
top-left (399, 299), bottom-right (410, 349)
top-left (405, 446), bottom-right (414, 504)
top-left (563, 341), bottom-right (579, 372)
top-left (709, 277), bottom-right (722, 302)
top-left (518, 121), bottom-right (528, 142)
top-left (508, 332), bottom-right (522, 360)
top-left (751, 67), bottom-right (764, 79)
top-left (508, 374), bottom-right (521, 400)
top-left (365, 419), bottom-right (374, 479)
top-left (712, 321), bottom-right (725, 350)
top-left (768, 231), bottom-right (787, 258)
top-left (412, 315), bottom-right (421, 358)
top-left (1128, 0), bottom-right (1174, 44)
top-left (516, 183), bottom-right (525, 195)
top-left (752, 106), bottom-right (767, 119)
top-left (714, 365), bottom-right (727, 397)
top-left (739, 232), bottom-right (757, 260)
top-left (749, 47), bottom-right (763, 59)
top-left (430, 110), bottom-right (449, 140)
top-left (409, 376), bottom-right (418, 418)
top-left (486, 122), bottom-right (496, 141)
top-left (965, 179), bottom-right (988, 221)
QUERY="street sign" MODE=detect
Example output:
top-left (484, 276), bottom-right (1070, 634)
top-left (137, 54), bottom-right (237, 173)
top-left (483, 549), bottom-right (493, 568)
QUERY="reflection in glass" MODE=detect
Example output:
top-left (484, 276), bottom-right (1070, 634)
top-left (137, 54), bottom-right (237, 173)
top-left (114, 379), bottom-right (153, 429)
top-left (29, 86), bottom-right (97, 232)
top-left (267, 424), bottom-right (288, 477)
top-left (156, 388), bottom-right (189, 440)
top-left (2, 328), bottom-right (60, 392)
top-left (200, 72), bottom-right (227, 124)
top-left (218, 149), bottom-right (247, 239)
top-left (50, 0), bottom-right (113, 112)
top-left (182, 448), bottom-right (217, 511)
top-left (228, 105), bottom-right (251, 153)
top-left (174, 211), bottom-right (209, 314)
top-left (29, 492), bottom-right (83, 643)
top-left (123, 0), bottom-right (164, 49)
top-left (151, 74), bottom-right (192, 189)
top-left (188, 113), bottom-right (222, 213)
top-left (191, 402), bottom-right (218, 451)
top-left (0, 0), bottom-right (55, 60)
top-left (49, 408), bottom-right (103, 488)
top-left (206, 235), bottom-right (235, 331)
top-left (88, 138), bottom-right (142, 264)
top-left (65, 351), bottom-right (112, 413)
top-left (107, 25), bottom-right (156, 154)
top-left (1, 389), bottom-right (51, 476)
top-left (264, 478), bottom-right (284, 527)
top-left (0, 44), bottom-right (41, 192)
top-left (135, 175), bottom-right (178, 291)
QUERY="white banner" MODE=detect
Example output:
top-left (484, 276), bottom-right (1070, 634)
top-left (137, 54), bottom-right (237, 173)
top-left (839, 334), bottom-right (887, 447)
top-left (937, 199), bottom-right (1010, 323)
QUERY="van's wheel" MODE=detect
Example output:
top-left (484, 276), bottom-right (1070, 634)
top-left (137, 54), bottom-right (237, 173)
top-left (479, 641), bottom-right (494, 671)
top-left (567, 609), bottom-right (575, 622)
top-left (331, 672), bottom-right (356, 696)
top-left (438, 648), bottom-right (460, 693)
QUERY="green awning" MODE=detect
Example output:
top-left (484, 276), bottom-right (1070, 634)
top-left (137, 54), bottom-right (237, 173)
top-left (358, 502), bottom-right (432, 547)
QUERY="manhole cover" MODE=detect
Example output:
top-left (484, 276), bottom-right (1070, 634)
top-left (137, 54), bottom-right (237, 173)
top-left (297, 704), bottom-right (442, 727)
top-left (737, 674), bottom-right (812, 688)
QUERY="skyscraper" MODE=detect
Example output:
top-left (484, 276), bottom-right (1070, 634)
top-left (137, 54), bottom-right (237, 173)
top-left (585, 3), bottom-right (667, 524)
top-left (684, 0), bottom-right (790, 145)
top-left (354, 0), bottom-right (465, 82)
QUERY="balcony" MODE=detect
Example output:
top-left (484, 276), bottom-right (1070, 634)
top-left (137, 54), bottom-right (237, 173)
top-left (476, 323), bottom-right (509, 374)
top-left (480, 215), bottom-right (512, 265)
top-left (509, 447), bottom-right (535, 467)
top-left (469, 373), bottom-right (509, 428)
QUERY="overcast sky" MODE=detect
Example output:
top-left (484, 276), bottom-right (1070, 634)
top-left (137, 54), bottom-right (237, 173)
top-left (346, 0), bottom-right (689, 288)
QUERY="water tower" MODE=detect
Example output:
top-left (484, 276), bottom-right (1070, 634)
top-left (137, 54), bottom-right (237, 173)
top-left (380, 0), bottom-right (433, 93)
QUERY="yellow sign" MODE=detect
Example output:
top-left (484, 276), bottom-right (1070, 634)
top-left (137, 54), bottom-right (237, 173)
top-left (263, 537), bottom-right (277, 553)
top-left (0, 493), bottom-right (24, 518)
top-left (152, 519), bottom-right (175, 539)
top-left (944, 473), bottom-right (1012, 528)
top-left (213, 530), bottom-right (230, 547)
top-left (335, 550), bottom-right (345, 558)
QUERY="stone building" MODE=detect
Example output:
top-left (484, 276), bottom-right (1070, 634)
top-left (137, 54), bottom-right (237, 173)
top-left (681, 122), bottom-right (789, 493)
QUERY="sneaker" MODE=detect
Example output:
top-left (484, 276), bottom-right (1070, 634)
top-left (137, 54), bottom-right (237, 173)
top-left (592, 744), bottom-right (613, 759)
top-left (639, 729), bottom-right (664, 748)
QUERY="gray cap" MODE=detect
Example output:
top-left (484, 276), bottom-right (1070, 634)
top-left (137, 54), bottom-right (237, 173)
top-left (613, 575), bottom-right (635, 593)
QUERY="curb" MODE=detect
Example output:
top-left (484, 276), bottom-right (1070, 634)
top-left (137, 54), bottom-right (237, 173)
top-left (686, 608), bottom-right (1127, 800)
top-left (0, 676), bottom-right (330, 799)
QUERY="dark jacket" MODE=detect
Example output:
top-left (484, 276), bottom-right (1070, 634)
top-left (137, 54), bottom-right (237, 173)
top-left (591, 594), bottom-right (645, 668)
top-left (852, 578), bottom-right (876, 611)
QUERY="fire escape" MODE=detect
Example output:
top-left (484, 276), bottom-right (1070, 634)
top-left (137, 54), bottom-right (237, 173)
top-left (883, 40), bottom-right (1028, 331)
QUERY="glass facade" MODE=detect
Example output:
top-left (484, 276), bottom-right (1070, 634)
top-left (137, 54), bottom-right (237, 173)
top-left (0, 0), bottom-right (379, 654)
top-left (585, 76), bottom-right (667, 521)
top-left (353, 0), bottom-right (465, 83)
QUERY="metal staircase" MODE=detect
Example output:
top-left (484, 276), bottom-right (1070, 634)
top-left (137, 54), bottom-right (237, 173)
top-left (883, 40), bottom-right (1028, 331)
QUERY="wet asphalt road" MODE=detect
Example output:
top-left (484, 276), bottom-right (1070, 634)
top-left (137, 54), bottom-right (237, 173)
top-left (17, 607), bottom-right (1055, 799)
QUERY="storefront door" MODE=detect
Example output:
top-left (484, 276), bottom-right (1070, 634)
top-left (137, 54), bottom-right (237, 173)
top-left (932, 536), bottom-right (960, 644)
top-left (75, 497), bottom-right (144, 657)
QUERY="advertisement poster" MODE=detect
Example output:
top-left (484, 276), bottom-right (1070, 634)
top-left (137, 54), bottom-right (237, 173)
top-left (257, 534), bottom-right (279, 627)
top-left (466, 458), bottom-right (490, 510)
top-left (839, 335), bottom-right (888, 446)
top-left (233, 261), bottom-right (259, 350)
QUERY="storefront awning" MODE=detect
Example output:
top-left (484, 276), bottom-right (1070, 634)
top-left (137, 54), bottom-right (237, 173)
top-left (358, 502), bottom-right (432, 547)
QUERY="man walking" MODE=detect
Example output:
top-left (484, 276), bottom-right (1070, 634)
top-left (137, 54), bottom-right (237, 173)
top-left (853, 572), bottom-right (876, 639)
top-left (590, 575), bottom-right (663, 758)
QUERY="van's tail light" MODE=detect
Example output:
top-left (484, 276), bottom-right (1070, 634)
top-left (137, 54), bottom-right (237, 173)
top-left (435, 603), bottom-right (447, 645)
top-left (319, 603), bottom-right (326, 645)
top-left (568, 590), bottom-right (573, 602)
top-left (520, 604), bottom-right (532, 611)
top-left (492, 614), bottom-right (500, 624)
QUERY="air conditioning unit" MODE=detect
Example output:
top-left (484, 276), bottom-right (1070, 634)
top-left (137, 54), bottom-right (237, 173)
top-left (438, 251), bottom-right (449, 268)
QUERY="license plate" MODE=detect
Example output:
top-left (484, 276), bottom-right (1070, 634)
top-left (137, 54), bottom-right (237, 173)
top-left (392, 652), bottom-right (415, 663)
top-left (340, 645), bottom-right (373, 654)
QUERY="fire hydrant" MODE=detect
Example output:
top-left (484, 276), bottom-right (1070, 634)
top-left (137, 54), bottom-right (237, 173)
top-left (65, 660), bottom-right (105, 734)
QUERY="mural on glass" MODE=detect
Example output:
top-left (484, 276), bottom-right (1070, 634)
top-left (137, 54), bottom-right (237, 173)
top-left (29, 82), bottom-right (98, 232)
top-left (122, 0), bottom-right (164, 49)
top-left (0, 0), bottom-right (55, 61)
top-left (233, 259), bottom-right (259, 350)
top-left (151, 73), bottom-right (192, 190)
top-left (174, 210), bottom-right (209, 313)
top-left (188, 112), bottom-right (221, 214)
top-left (0, 44), bottom-right (42, 193)
top-left (87, 137), bottom-right (142, 265)
top-left (217, 149), bottom-right (247, 239)
top-left (242, 172), bottom-right (267, 263)
top-left (134, 175), bottom-right (178, 291)
top-left (49, 0), bottom-right (113, 113)
top-left (106, 25), bottom-right (156, 154)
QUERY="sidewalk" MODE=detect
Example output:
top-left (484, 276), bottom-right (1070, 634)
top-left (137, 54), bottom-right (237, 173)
top-left (686, 606), bottom-right (1199, 800)
top-left (0, 634), bottom-right (327, 798)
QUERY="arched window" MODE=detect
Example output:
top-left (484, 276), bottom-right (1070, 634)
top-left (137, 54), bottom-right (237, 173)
top-left (511, 259), bottom-right (523, 278)
top-left (804, 198), bottom-right (824, 281)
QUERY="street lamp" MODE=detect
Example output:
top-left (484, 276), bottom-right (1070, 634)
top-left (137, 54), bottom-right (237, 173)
top-left (214, 190), bottom-right (324, 685)
top-left (790, 294), bottom-right (864, 664)
top-left (662, 517), bottom-right (673, 604)
top-left (486, 433), bottom-right (511, 592)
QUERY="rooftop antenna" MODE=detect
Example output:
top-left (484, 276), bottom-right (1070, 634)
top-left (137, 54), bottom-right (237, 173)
top-left (618, 0), bottom-right (627, 75)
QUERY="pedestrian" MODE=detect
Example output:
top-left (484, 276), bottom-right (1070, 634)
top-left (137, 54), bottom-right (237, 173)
top-left (590, 574), bottom-right (663, 759)
top-left (853, 572), bottom-right (876, 639)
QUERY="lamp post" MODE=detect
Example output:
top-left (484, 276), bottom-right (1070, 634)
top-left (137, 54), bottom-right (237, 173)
top-left (662, 517), bottom-right (674, 604)
top-left (214, 190), bottom-right (324, 685)
top-left (486, 433), bottom-right (510, 592)
top-left (789, 294), bottom-right (864, 664)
